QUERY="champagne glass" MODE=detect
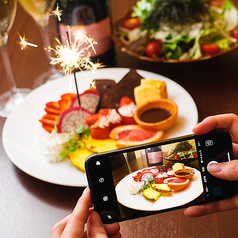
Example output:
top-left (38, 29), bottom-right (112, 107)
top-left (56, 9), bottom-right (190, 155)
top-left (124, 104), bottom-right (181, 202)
top-left (0, 0), bottom-right (31, 118)
top-left (18, 0), bottom-right (63, 88)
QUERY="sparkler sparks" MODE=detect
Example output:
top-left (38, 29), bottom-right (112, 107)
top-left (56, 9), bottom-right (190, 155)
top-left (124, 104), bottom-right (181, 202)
top-left (52, 3), bottom-right (63, 21)
top-left (18, 33), bottom-right (38, 50)
top-left (49, 29), bottom-right (102, 77)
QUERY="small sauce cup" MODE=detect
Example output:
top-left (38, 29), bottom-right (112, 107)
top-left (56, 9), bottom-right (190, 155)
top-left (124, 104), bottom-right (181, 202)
top-left (134, 99), bottom-right (178, 131)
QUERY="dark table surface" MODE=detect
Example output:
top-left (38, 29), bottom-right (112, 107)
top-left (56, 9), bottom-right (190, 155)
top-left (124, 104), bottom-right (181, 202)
top-left (1, 1), bottom-right (238, 237)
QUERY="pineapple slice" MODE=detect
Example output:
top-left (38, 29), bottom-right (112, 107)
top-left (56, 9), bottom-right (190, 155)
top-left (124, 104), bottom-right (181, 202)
top-left (67, 136), bottom-right (117, 172)
top-left (151, 183), bottom-right (172, 193)
top-left (68, 142), bottom-right (92, 172)
top-left (85, 136), bottom-right (117, 153)
top-left (143, 187), bottom-right (162, 201)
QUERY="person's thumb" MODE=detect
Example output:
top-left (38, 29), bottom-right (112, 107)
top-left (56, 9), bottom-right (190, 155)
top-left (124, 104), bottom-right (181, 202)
top-left (208, 160), bottom-right (238, 180)
top-left (86, 211), bottom-right (108, 238)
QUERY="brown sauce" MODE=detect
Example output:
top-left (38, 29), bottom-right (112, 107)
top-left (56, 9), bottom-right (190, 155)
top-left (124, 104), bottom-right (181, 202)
top-left (140, 108), bottom-right (172, 123)
top-left (176, 172), bottom-right (190, 176)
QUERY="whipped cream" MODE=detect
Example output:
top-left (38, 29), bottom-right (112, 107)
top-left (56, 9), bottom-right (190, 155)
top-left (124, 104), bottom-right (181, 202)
top-left (92, 109), bottom-right (121, 128)
top-left (118, 103), bottom-right (137, 117)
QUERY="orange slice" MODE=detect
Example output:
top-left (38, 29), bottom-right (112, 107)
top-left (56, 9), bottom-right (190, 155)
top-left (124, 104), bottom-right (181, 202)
top-left (109, 125), bottom-right (163, 148)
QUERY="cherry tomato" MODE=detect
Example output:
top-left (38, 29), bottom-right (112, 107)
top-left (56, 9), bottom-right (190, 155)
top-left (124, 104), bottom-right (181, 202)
top-left (145, 40), bottom-right (162, 58)
top-left (201, 44), bottom-right (220, 55)
top-left (231, 27), bottom-right (238, 41)
top-left (123, 18), bottom-right (141, 30)
top-left (174, 155), bottom-right (180, 160)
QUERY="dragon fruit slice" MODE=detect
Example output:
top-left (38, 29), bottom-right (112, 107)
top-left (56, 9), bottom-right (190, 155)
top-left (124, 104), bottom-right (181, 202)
top-left (70, 89), bottom-right (100, 114)
top-left (57, 107), bottom-right (92, 133)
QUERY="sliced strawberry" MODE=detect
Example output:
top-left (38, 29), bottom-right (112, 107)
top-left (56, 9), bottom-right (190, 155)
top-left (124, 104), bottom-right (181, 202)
top-left (90, 127), bottom-right (111, 139)
top-left (58, 99), bottom-right (71, 112)
top-left (44, 107), bottom-right (61, 115)
top-left (39, 118), bottom-right (55, 127)
top-left (119, 96), bottom-right (135, 107)
top-left (46, 101), bottom-right (60, 110)
top-left (85, 113), bottom-right (100, 127)
top-left (42, 124), bottom-right (54, 133)
top-left (60, 93), bottom-right (77, 101)
top-left (42, 114), bottom-right (58, 121)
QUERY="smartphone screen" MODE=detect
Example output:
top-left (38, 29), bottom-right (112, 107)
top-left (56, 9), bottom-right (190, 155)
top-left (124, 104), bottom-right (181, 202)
top-left (85, 129), bottom-right (238, 224)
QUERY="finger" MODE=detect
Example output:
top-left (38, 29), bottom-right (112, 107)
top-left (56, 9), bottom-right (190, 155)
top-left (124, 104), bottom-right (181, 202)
top-left (193, 114), bottom-right (238, 140)
top-left (233, 143), bottom-right (238, 159)
top-left (208, 160), bottom-right (238, 180)
top-left (61, 187), bottom-right (92, 238)
top-left (104, 223), bottom-right (121, 237)
top-left (184, 194), bottom-right (238, 217)
top-left (51, 214), bottom-right (71, 237)
top-left (86, 211), bottom-right (109, 238)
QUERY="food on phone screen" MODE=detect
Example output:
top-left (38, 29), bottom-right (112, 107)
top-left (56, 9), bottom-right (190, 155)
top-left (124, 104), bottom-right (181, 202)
top-left (129, 162), bottom-right (195, 201)
top-left (165, 141), bottom-right (198, 162)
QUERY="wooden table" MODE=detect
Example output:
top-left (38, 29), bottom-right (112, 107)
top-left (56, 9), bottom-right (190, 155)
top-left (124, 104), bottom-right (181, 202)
top-left (1, 1), bottom-right (238, 237)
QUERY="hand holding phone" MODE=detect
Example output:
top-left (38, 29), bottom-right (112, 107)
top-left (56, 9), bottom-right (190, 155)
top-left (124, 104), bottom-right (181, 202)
top-left (184, 113), bottom-right (238, 218)
top-left (85, 127), bottom-right (238, 224)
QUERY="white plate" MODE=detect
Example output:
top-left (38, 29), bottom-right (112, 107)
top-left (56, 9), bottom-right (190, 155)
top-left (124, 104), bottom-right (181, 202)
top-left (2, 68), bottom-right (198, 187)
top-left (116, 167), bottom-right (203, 211)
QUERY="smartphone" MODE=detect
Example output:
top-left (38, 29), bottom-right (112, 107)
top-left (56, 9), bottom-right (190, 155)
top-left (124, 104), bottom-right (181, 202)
top-left (85, 129), bottom-right (238, 224)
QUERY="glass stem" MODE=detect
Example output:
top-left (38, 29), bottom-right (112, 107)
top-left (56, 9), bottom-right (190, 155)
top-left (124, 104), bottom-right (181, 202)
top-left (0, 37), bottom-right (17, 95)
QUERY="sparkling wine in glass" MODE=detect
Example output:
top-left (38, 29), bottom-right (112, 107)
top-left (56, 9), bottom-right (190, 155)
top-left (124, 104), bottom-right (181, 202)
top-left (18, 0), bottom-right (63, 88)
top-left (0, 0), bottom-right (31, 118)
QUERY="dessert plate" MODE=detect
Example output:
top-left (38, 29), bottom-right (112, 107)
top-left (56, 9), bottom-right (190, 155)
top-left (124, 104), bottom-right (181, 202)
top-left (2, 68), bottom-right (198, 187)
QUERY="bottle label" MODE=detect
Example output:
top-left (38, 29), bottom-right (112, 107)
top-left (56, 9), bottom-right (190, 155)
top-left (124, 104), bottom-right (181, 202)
top-left (147, 151), bottom-right (163, 164)
top-left (59, 16), bottom-right (112, 57)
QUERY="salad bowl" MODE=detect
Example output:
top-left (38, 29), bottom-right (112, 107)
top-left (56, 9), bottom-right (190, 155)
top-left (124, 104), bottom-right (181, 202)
top-left (113, 0), bottom-right (238, 63)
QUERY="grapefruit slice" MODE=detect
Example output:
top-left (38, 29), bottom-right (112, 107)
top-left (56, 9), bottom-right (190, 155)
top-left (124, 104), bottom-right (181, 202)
top-left (109, 125), bottom-right (163, 148)
top-left (164, 177), bottom-right (190, 191)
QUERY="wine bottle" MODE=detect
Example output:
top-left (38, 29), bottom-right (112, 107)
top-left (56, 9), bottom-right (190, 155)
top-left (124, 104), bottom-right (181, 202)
top-left (57, 0), bottom-right (114, 64)
top-left (145, 146), bottom-right (163, 167)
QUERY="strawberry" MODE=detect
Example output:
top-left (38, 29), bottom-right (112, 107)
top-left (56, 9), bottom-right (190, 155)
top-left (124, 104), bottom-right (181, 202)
top-left (60, 93), bottom-right (77, 101)
top-left (119, 96), bottom-right (135, 108)
top-left (39, 118), bottom-right (55, 127)
top-left (46, 101), bottom-right (60, 110)
top-left (118, 96), bottom-right (137, 125)
top-left (42, 114), bottom-right (58, 121)
top-left (58, 99), bottom-right (71, 112)
top-left (44, 107), bottom-right (61, 115)
top-left (98, 108), bottom-right (111, 116)
top-left (120, 116), bottom-right (136, 125)
top-left (42, 124), bottom-right (54, 133)
top-left (85, 113), bottom-right (100, 127)
top-left (86, 108), bottom-right (121, 139)
top-left (90, 127), bottom-right (111, 140)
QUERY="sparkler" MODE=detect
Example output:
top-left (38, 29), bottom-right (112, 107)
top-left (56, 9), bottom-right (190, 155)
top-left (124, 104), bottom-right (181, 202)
top-left (49, 28), bottom-right (102, 77)
top-left (18, 33), bottom-right (38, 50)
top-left (52, 3), bottom-right (63, 21)
top-left (49, 27), bottom-right (102, 107)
